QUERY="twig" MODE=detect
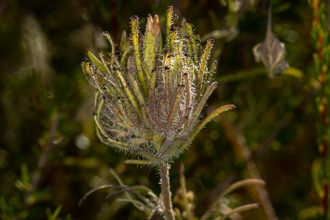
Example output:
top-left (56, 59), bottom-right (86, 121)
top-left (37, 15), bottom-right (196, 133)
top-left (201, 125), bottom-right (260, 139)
top-left (216, 179), bottom-right (265, 201)
top-left (252, 88), bottom-right (316, 159)
top-left (216, 203), bottom-right (260, 220)
top-left (201, 179), bottom-right (264, 220)
top-left (23, 112), bottom-right (61, 204)
top-left (220, 115), bottom-right (278, 220)
top-left (197, 173), bottom-right (237, 213)
top-left (179, 163), bottom-right (193, 220)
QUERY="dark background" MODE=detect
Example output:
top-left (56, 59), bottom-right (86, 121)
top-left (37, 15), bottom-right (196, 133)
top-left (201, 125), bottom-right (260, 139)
top-left (0, 0), bottom-right (320, 219)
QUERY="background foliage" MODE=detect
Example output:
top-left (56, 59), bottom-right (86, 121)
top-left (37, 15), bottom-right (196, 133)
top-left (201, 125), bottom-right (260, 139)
top-left (0, 0), bottom-right (325, 219)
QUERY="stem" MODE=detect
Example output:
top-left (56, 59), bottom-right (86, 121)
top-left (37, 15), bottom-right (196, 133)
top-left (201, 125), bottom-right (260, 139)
top-left (159, 162), bottom-right (175, 220)
top-left (24, 112), bottom-right (61, 204)
top-left (221, 115), bottom-right (278, 220)
top-left (310, 1), bottom-right (329, 218)
top-left (14, 113), bottom-right (61, 220)
top-left (180, 163), bottom-right (193, 220)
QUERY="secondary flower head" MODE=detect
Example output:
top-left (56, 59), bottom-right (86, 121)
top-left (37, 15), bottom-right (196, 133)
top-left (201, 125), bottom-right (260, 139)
top-left (82, 6), bottom-right (234, 165)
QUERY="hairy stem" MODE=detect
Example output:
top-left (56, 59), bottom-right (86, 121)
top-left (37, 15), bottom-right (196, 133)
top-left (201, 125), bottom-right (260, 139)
top-left (159, 162), bottom-right (175, 220)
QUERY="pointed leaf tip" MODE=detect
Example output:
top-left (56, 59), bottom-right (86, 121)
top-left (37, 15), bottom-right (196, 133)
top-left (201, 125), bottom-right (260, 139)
top-left (176, 104), bottom-right (235, 156)
top-left (221, 104), bottom-right (236, 111)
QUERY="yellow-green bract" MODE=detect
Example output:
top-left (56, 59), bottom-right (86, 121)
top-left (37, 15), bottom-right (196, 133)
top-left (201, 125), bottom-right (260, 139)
top-left (81, 6), bottom-right (235, 165)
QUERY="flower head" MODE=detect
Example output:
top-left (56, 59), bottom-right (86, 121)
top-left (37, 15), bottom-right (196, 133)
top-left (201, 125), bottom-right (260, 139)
top-left (82, 6), bottom-right (235, 165)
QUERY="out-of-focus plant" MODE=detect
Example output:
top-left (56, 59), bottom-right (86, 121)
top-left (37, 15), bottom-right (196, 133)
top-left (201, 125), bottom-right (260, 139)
top-left (46, 205), bottom-right (72, 220)
top-left (203, 0), bottom-right (254, 43)
top-left (175, 164), bottom-right (265, 220)
top-left (80, 5), bottom-right (251, 220)
top-left (308, 0), bottom-right (330, 219)
top-left (0, 113), bottom-right (71, 220)
top-left (253, 1), bottom-right (289, 77)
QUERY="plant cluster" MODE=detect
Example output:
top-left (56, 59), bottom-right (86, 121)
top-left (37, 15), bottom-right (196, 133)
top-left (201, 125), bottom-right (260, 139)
top-left (309, 0), bottom-right (330, 218)
top-left (82, 7), bottom-right (234, 165)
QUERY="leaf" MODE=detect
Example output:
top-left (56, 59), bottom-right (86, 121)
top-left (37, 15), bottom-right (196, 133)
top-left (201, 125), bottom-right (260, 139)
top-left (130, 16), bottom-right (148, 95)
top-left (282, 67), bottom-right (303, 78)
top-left (143, 14), bottom-right (160, 73)
top-left (201, 178), bottom-right (265, 220)
top-left (198, 39), bottom-right (214, 93)
top-left (20, 164), bottom-right (30, 186)
top-left (120, 30), bottom-right (129, 54)
top-left (177, 104), bottom-right (236, 155)
top-left (312, 159), bottom-right (324, 198)
top-left (218, 178), bottom-right (265, 199)
top-left (109, 169), bottom-right (157, 210)
top-left (124, 160), bottom-right (152, 165)
top-left (217, 203), bottom-right (260, 220)
top-left (47, 205), bottom-right (62, 220)
top-left (253, 32), bottom-right (289, 76)
top-left (298, 205), bottom-right (323, 219)
top-left (252, 3), bottom-right (289, 77)
top-left (87, 51), bottom-right (108, 73)
top-left (78, 184), bottom-right (115, 206)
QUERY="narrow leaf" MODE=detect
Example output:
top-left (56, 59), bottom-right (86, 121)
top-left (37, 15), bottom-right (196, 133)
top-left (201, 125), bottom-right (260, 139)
top-left (131, 16), bottom-right (148, 94)
top-left (124, 160), bottom-right (153, 165)
top-left (177, 104), bottom-right (235, 155)
top-left (218, 203), bottom-right (260, 220)
top-left (87, 51), bottom-right (108, 73)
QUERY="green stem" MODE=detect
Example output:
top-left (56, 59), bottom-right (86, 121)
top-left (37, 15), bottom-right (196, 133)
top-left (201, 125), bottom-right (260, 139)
top-left (180, 163), bottom-right (193, 220)
top-left (159, 162), bottom-right (175, 220)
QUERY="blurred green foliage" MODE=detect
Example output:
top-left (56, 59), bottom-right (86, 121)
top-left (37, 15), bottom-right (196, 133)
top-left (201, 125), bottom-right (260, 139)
top-left (0, 0), bottom-right (324, 219)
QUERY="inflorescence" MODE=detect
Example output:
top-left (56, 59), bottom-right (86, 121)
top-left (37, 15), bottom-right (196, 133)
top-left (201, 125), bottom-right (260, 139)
top-left (82, 6), bottom-right (235, 165)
